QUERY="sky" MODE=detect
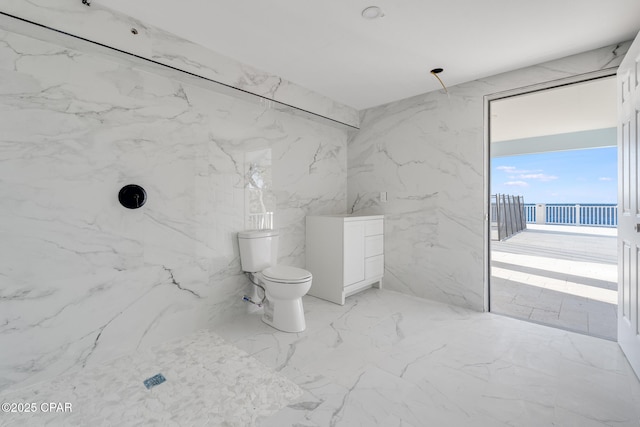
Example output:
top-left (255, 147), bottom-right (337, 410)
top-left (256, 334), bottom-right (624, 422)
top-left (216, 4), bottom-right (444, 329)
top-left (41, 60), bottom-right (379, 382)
top-left (491, 147), bottom-right (617, 204)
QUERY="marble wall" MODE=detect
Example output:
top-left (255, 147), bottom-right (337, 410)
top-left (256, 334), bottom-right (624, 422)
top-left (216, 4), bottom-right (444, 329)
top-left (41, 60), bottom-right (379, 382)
top-left (0, 26), bottom-right (347, 392)
top-left (0, 0), bottom-right (359, 128)
top-left (347, 42), bottom-right (631, 311)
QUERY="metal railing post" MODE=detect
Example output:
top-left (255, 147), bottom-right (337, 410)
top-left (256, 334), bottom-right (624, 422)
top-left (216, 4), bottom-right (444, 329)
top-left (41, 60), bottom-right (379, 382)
top-left (536, 204), bottom-right (546, 224)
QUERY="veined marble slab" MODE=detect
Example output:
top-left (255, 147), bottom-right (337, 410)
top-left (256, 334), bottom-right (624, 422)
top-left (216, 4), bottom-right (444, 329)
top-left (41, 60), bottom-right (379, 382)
top-left (219, 289), bottom-right (640, 427)
top-left (0, 329), bottom-right (303, 426)
top-left (0, 0), bottom-right (359, 129)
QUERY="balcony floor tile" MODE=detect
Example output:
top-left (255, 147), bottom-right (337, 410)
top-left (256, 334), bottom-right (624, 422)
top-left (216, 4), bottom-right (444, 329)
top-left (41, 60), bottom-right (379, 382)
top-left (491, 224), bottom-right (617, 340)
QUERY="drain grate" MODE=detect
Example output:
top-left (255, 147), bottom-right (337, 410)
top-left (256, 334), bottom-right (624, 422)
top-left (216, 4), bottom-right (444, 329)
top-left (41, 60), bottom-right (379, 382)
top-left (143, 373), bottom-right (166, 390)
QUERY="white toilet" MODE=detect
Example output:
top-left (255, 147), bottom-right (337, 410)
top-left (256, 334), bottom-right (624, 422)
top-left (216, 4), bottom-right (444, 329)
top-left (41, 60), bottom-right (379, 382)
top-left (238, 230), bottom-right (312, 333)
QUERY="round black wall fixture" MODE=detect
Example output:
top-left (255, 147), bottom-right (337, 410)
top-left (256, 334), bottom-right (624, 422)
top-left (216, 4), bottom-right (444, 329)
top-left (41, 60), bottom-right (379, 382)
top-left (118, 184), bottom-right (147, 209)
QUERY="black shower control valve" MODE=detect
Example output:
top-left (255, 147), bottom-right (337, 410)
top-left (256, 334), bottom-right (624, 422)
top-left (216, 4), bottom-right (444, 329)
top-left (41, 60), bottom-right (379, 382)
top-left (118, 184), bottom-right (147, 209)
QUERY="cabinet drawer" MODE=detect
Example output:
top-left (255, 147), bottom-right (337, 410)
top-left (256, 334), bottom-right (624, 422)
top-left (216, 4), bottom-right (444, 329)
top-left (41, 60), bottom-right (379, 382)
top-left (365, 255), bottom-right (384, 279)
top-left (365, 235), bottom-right (384, 257)
top-left (364, 219), bottom-right (383, 236)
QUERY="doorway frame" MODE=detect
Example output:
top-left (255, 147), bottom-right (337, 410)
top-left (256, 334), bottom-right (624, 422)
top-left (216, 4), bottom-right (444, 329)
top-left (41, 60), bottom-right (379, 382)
top-left (483, 67), bottom-right (619, 313)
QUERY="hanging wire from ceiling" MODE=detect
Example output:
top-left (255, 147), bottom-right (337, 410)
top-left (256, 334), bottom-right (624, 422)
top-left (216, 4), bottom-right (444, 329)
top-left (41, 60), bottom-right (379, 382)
top-left (430, 68), bottom-right (449, 95)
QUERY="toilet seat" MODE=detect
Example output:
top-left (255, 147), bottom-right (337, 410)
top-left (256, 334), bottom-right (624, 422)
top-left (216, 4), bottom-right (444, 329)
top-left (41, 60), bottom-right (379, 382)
top-left (262, 265), bottom-right (312, 284)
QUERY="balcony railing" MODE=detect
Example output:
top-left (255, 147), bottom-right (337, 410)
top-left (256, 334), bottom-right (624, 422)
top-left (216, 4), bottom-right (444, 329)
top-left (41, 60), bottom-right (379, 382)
top-left (492, 198), bottom-right (617, 241)
top-left (524, 203), bottom-right (617, 227)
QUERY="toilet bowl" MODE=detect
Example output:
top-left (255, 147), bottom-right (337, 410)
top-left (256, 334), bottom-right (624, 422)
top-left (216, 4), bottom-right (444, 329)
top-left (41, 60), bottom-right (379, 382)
top-left (238, 230), bottom-right (313, 333)
top-left (259, 265), bottom-right (312, 332)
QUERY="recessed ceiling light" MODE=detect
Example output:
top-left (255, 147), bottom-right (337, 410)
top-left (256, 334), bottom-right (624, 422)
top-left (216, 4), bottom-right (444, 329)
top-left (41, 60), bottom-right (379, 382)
top-left (362, 6), bottom-right (384, 19)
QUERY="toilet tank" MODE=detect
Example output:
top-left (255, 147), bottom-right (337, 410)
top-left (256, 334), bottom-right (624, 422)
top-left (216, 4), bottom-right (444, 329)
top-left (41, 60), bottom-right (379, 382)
top-left (238, 230), bottom-right (279, 272)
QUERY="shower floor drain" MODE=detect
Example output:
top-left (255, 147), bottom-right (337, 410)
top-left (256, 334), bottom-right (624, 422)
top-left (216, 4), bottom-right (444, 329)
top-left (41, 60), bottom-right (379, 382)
top-left (143, 373), bottom-right (166, 390)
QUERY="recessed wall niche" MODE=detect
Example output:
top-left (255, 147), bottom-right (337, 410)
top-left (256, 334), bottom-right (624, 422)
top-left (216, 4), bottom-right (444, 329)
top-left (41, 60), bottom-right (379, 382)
top-left (245, 148), bottom-right (275, 230)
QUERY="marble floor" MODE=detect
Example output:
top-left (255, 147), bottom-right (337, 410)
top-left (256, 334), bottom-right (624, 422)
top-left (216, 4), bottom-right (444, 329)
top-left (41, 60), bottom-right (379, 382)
top-left (491, 224), bottom-right (618, 340)
top-left (0, 330), bottom-right (302, 426)
top-left (2, 288), bottom-right (638, 426)
top-left (218, 288), bottom-right (640, 427)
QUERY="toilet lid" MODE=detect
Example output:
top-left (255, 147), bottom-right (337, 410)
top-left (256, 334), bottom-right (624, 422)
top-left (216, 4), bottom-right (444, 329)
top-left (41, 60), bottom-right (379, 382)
top-left (262, 266), bottom-right (312, 284)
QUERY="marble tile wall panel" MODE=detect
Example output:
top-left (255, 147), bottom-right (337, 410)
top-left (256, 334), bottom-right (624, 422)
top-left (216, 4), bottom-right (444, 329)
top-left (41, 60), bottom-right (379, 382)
top-left (0, 0), bottom-right (359, 128)
top-left (347, 42), bottom-right (631, 311)
top-left (0, 27), bottom-right (347, 393)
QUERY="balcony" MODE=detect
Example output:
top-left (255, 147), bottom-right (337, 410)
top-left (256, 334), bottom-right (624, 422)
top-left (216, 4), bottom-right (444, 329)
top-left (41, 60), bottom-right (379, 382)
top-left (491, 223), bottom-right (617, 340)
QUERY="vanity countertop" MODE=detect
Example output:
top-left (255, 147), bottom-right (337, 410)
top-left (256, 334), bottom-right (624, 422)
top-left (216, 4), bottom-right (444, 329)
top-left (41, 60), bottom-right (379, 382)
top-left (307, 214), bottom-right (384, 221)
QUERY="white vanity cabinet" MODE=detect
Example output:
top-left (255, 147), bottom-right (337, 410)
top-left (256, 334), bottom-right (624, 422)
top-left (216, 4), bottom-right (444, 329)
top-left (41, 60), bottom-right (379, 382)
top-left (305, 215), bottom-right (384, 305)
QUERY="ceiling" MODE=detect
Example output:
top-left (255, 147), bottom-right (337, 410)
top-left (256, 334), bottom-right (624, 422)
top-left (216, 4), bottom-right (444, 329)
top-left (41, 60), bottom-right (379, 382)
top-left (491, 76), bottom-right (617, 142)
top-left (101, 0), bottom-right (640, 110)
